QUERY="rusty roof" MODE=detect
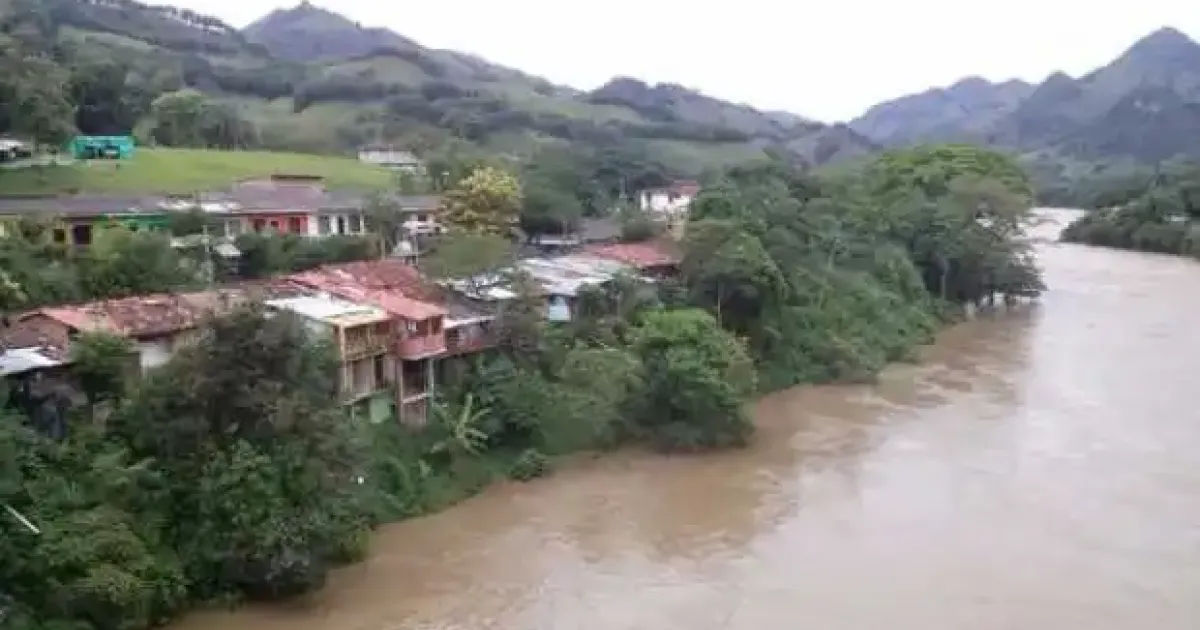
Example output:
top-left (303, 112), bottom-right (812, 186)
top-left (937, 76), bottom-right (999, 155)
top-left (289, 260), bottom-right (447, 321)
top-left (583, 240), bottom-right (681, 269)
top-left (32, 289), bottom-right (246, 339)
top-left (1, 319), bottom-right (69, 362)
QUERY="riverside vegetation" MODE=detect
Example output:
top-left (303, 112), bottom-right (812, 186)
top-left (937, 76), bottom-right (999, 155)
top-left (0, 144), bottom-right (1044, 630)
top-left (1061, 161), bottom-right (1200, 259)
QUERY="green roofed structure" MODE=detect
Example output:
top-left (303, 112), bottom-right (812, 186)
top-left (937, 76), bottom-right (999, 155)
top-left (68, 135), bottom-right (135, 160)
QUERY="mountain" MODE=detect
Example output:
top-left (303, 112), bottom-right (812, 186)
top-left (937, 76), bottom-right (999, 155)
top-left (0, 0), bottom-right (874, 175)
top-left (850, 76), bottom-right (1034, 146)
top-left (238, 3), bottom-right (878, 168)
top-left (849, 27), bottom-right (1200, 165)
top-left (243, 1), bottom-right (418, 61)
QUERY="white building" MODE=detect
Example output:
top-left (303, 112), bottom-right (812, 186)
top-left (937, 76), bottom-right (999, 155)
top-left (638, 180), bottom-right (701, 218)
top-left (357, 146), bottom-right (424, 173)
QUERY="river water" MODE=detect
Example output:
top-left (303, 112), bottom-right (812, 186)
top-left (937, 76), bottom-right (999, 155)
top-left (177, 209), bottom-right (1200, 630)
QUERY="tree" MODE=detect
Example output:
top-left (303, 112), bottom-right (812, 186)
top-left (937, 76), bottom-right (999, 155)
top-left (439, 166), bottom-right (523, 235)
top-left (422, 231), bottom-right (514, 296)
top-left (150, 89), bottom-right (210, 147)
top-left (110, 305), bottom-right (369, 600)
top-left (70, 60), bottom-right (142, 135)
top-left (362, 194), bottom-right (407, 257)
top-left (80, 226), bottom-right (197, 299)
top-left (520, 178), bottom-right (583, 238)
top-left (8, 53), bottom-right (74, 149)
top-left (629, 309), bottom-right (757, 451)
top-left (71, 332), bottom-right (136, 414)
top-left (681, 219), bottom-right (785, 333)
top-left (867, 144), bottom-right (1035, 204)
top-left (495, 271), bottom-right (545, 365)
top-left (149, 89), bottom-right (255, 149)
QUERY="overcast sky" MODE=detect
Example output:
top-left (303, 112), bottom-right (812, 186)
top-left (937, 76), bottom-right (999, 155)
top-left (175, 0), bottom-right (1199, 122)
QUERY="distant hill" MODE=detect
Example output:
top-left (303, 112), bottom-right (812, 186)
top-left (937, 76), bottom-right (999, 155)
top-left (238, 3), bottom-right (879, 169)
top-left (849, 27), bottom-right (1200, 166)
top-left (0, 0), bottom-right (876, 177)
top-left (850, 76), bottom-right (1034, 146)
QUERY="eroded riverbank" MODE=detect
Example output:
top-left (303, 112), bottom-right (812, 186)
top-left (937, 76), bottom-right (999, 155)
top-left (174, 210), bottom-right (1200, 630)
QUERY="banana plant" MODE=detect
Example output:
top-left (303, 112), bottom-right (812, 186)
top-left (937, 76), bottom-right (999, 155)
top-left (427, 394), bottom-right (488, 461)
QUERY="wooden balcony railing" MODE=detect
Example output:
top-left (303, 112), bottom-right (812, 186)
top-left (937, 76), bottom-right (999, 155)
top-left (342, 337), bottom-right (388, 361)
top-left (395, 333), bottom-right (446, 360)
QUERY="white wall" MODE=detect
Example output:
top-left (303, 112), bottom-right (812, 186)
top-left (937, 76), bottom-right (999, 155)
top-left (137, 339), bottom-right (172, 371)
top-left (309, 212), bottom-right (366, 237)
top-left (639, 191), bottom-right (694, 216)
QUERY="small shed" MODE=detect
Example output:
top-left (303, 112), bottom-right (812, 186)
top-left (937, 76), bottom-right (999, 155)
top-left (68, 135), bottom-right (135, 160)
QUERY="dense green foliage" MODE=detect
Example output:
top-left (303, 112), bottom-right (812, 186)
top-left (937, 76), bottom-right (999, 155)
top-left (681, 146), bottom-right (1043, 390)
top-left (1061, 163), bottom-right (1200, 259)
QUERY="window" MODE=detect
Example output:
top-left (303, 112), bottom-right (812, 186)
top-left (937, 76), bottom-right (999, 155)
top-left (268, 220), bottom-right (280, 232)
top-left (348, 215), bottom-right (362, 234)
top-left (318, 216), bottom-right (331, 235)
top-left (405, 320), bottom-right (418, 333)
top-left (287, 217), bottom-right (303, 233)
top-left (336, 216), bottom-right (346, 235)
top-left (252, 219), bottom-right (266, 233)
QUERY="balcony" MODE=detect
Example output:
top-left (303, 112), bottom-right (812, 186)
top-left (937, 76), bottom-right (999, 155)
top-left (341, 323), bottom-right (390, 361)
top-left (444, 323), bottom-right (496, 357)
top-left (395, 332), bottom-right (446, 360)
top-left (342, 335), bottom-right (388, 361)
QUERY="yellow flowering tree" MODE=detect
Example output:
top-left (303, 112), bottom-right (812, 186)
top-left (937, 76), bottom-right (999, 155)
top-left (440, 166), bottom-right (523, 235)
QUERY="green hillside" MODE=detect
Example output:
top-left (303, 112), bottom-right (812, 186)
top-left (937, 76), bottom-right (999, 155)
top-left (0, 148), bottom-right (397, 195)
top-left (0, 0), bottom-right (877, 183)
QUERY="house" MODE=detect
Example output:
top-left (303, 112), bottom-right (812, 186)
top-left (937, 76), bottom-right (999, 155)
top-left (0, 344), bottom-right (80, 441)
top-left (0, 195), bottom-right (169, 245)
top-left (265, 294), bottom-right (396, 423)
top-left (289, 261), bottom-right (450, 425)
top-left (443, 254), bottom-right (648, 323)
top-left (357, 145), bottom-right (424, 173)
top-left (5, 290), bottom-right (244, 372)
top-left (583, 240), bottom-right (681, 277)
top-left (638, 180), bottom-right (700, 218)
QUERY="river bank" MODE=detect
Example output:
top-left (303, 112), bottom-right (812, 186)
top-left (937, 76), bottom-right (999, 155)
top-left (169, 208), bottom-right (1200, 629)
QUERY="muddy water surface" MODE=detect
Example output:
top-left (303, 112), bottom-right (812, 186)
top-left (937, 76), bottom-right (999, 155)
top-left (177, 209), bottom-right (1200, 629)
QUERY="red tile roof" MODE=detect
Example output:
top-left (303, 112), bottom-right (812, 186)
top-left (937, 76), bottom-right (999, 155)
top-left (34, 290), bottom-right (244, 339)
top-left (584, 240), bottom-right (681, 270)
top-left (289, 260), bottom-right (447, 321)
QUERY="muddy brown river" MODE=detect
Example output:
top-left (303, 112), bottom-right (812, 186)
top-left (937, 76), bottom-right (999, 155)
top-left (177, 209), bottom-right (1200, 629)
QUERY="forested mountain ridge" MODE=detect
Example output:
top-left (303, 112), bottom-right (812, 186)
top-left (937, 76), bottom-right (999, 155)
top-left (849, 27), bottom-right (1200, 166)
top-left (0, 0), bottom-right (878, 178)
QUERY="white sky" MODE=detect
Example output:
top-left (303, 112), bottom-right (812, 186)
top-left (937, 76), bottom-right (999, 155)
top-left (177, 0), bottom-right (1199, 122)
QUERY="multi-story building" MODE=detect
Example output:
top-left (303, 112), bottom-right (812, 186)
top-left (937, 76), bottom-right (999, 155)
top-left (264, 294), bottom-right (395, 423)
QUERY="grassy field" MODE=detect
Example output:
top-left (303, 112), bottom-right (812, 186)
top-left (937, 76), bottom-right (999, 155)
top-left (0, 148), bottom-right (398, 195)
